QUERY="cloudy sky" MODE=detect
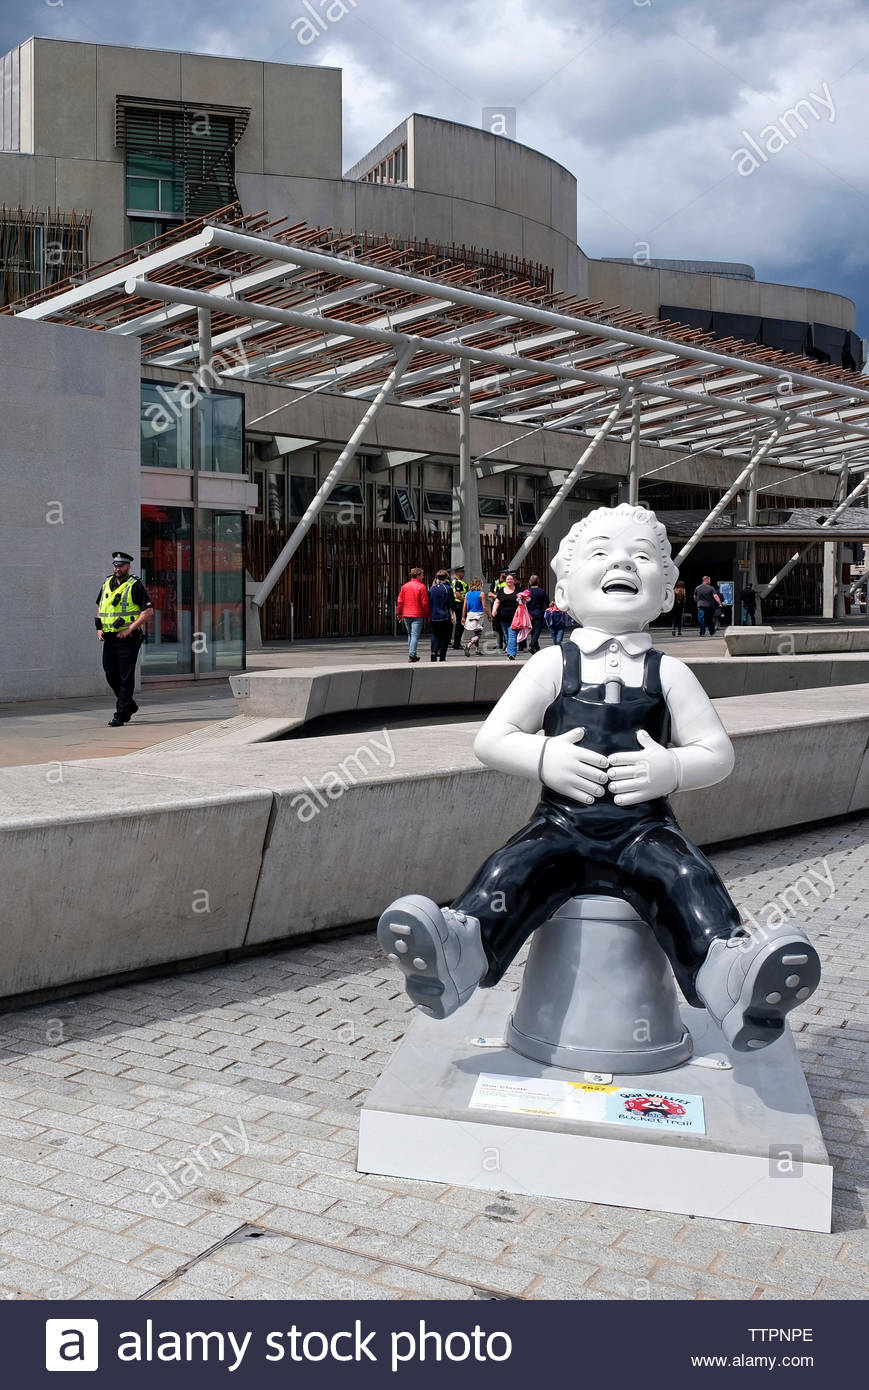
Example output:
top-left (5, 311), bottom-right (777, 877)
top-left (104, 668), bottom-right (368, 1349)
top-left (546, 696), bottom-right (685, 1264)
top-left (2, 0), bottom-right (868, 334)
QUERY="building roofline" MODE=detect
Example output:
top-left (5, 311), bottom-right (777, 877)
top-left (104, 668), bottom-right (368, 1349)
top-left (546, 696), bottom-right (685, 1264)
top-left (397, 112), bottom-right (578, 185)
top-left (2, 34), bottom-right (341, 72)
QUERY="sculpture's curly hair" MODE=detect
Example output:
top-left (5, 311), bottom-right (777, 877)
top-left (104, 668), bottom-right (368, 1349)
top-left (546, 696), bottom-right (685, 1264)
top-left (551, 504), bottom-right (679, 591)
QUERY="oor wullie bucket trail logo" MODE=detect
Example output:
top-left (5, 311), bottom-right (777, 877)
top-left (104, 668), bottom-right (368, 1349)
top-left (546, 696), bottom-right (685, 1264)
top-left (623, 1094), bottom-right (687, 1118)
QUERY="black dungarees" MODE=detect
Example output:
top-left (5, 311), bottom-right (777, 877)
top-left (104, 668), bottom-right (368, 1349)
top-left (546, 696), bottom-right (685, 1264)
top-left (452, 643), bottom-right (741, 1001)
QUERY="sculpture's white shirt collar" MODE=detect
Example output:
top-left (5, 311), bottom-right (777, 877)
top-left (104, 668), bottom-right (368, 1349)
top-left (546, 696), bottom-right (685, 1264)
top-left (571, 627), bottom-right (652, 657)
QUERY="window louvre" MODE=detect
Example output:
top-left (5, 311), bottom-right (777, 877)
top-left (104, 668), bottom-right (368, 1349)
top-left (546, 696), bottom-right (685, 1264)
top-left (116, 96), bottom-right (250, 217)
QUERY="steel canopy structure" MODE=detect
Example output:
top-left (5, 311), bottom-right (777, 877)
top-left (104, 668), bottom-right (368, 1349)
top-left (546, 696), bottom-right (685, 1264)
top-left (10, 210), bottom-right (869, 612)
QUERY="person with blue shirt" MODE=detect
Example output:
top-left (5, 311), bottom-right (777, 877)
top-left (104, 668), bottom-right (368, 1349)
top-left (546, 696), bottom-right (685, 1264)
top-left (428, 569), bottom-right (454, 661)
top-left (461, 577), bottom-right (491, 656)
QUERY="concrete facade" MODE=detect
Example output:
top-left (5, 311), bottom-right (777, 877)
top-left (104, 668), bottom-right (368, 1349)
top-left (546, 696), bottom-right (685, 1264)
top-left (0, 314), bottom-right (141, 702)
top-left (0, 38), bottom-right (342, 266)
top-left (0, 36), bottom-right (857, 336)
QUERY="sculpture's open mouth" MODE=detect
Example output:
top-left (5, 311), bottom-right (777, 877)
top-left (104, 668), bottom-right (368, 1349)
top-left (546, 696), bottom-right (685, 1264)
top-left (601, 576), bottom-right (639, 595)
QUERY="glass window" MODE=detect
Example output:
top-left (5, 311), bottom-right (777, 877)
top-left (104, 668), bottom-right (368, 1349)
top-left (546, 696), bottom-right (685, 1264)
top-left (479, 495), bottom-right (509, 519)
top-left (0, 214), bottom-right (89, 306)
top-left (141, 381), bottom-right (191, 469)
top-left (130, 219), bottom-right (160, 246)
top-left (518, 500), bottom-right (538, 526)
top-left (290, 475), bottom-right (316, 519)
top-left (199, 391), bottom-right (244, 473)
top-left (424, 489), bottom-right (452, 514)
top-left (393, 486), bottom-right (417, 521)
top-left (140, 505), bottom-right (194, 675)
top-left (326, 483), bottom-right (364, 507)
top-left (197, 509), bottom-right (244, 672)
top-left (126, 152), bottom-right (184, 215)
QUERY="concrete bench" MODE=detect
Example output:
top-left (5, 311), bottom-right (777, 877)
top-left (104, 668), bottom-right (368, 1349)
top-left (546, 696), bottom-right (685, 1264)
top-left (725, 627), bottom-right (869, 657)
top-left (229, 661), bottom-right (519, 725)
top-left (229, 654), bottom-right (869, 729)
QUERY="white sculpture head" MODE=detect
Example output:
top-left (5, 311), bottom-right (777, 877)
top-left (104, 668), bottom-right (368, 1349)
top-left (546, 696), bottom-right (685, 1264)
top-left (551, 503), bottom-right (678, 634)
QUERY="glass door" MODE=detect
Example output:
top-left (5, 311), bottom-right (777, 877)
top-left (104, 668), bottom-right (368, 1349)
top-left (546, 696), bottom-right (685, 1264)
top-left (197, 509), bottom-right (244, 672)
top-left (140, 504), bottom-right (194, 675)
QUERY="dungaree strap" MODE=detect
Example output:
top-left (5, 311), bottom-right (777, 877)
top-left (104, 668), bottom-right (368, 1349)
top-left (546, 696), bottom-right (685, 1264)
top-left (560, 640), bottom-right (581, 695)
top-left (562, 642), bottom-right (664, 696)
top-left (642, 648), bottom-right (664, 695)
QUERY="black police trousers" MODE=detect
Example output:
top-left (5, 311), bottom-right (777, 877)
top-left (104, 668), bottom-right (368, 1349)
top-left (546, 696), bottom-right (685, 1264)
top-left (101, 635), bottom-right (143, 718)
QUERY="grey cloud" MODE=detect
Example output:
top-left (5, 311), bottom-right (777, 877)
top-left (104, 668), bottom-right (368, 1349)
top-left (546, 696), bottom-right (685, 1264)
top-left (0, 0), bottom-right (865, 330)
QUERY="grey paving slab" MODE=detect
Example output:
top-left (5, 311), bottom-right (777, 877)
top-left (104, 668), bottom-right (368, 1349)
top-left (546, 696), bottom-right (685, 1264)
top-left (0, 814), bottom-right (864, 1299)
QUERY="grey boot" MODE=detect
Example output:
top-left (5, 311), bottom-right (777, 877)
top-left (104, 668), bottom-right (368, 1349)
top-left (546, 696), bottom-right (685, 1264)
top-left (377, 895), bottom-right (487, 1019)
top-left (695, 929), bottom-right (821, 1052)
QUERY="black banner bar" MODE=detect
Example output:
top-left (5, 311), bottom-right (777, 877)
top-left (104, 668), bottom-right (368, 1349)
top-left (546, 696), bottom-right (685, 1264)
top-left (11, 1298), bottom-right (853, 1388)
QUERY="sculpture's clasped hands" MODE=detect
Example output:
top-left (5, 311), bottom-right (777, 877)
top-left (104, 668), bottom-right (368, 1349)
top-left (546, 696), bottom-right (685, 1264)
top-left (539, 727), bottom-right (609, 805)
top-left (540, 728), bottom-right (680, 807)
top-left (607, 730), bottom-right (681, 806)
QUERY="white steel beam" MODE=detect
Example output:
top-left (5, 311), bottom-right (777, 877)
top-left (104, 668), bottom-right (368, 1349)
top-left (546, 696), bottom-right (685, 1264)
top-left (124, 276), bottom-right (869, 451)
top-left (202, 225), bottom-right (869, 412)
top-left (251, 345), bottom-right (415, 608)
top-left (16, 230), bottom-right (215, 320)
top-left (628, 392), bottom-right (641, 505)
top-left (673, 424), bottom-right (787, 567)
top-left (762, 471), bottom-right (869, 596)
top-left (507, 395), bottom-right (628, 572)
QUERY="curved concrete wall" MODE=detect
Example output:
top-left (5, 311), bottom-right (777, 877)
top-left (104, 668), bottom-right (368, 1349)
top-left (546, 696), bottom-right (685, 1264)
top-left (2, 682), bottom-right (868, 1004)
top-left (228, 653), bottom-right (869, 722)
top-left (585, 254), bottom-right (856, 333)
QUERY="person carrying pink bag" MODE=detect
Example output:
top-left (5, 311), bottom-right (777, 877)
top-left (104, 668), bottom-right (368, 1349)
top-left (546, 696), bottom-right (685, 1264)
top-left (511, 589), bottom-right (533, 654)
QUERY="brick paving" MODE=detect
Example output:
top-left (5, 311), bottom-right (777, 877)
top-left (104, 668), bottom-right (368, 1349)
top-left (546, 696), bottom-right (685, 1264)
top-left (0, 813), bottom-right (866, 1301)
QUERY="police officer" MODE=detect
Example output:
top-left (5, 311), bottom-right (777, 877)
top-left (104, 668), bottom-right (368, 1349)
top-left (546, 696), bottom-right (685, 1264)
top-left (451, 566), bottom-right (468, 649)
top-left (96, 551), bottom-right (153, 727)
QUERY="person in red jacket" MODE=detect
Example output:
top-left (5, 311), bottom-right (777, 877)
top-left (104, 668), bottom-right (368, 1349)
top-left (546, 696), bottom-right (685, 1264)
top-left (396, 567), bottom-right (430, 662)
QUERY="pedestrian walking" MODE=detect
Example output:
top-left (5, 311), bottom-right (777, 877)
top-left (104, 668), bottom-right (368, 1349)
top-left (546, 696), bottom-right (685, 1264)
top-left (694, 575), bottom-right (722, 637)
top-left (512, 590), bottom-right (533, 651)
top-left (451, 567), bottom-right (468, 649)
top-left (741, 582), bottom-right (758, 626)
top-left (396, 566), bottom-right (430, 662)
top-left (526, 574), bottom-right (550, 652)
top-left (488, 571), bottom-right (508, 649)
top-left (492, 573), bottom-right (520, 659)
top-left (429, 569), bottom-right (454, 661)
top-left (544, 601), bottom-right (567, 646)
top-left (96, 551), bottom-right (153, 727)
top-left (461, 578), bottom-right (491, 656)
top-left (671, 579), bottom-right (686, 636)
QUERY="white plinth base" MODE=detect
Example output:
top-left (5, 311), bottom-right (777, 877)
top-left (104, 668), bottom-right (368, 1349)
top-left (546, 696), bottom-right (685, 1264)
top-left (358, 991), bottom-right (832, 1233)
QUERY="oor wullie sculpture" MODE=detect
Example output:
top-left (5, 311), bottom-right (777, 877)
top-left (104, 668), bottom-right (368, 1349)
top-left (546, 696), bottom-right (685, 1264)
top-left (378, 504), bottom-right (821, 1055)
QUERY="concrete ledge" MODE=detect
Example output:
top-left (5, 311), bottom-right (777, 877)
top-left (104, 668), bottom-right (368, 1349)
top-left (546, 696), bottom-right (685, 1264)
top-left (726, 626), bottom-right (869, 656)
top-left (230, 661), bottom-right (520, 722)
top-left (0, 763), bottom-right (272, 996)
top-left (2, 683), bottom-right (868, 1003)
top-left (231, 656), bottom-right (869, 725)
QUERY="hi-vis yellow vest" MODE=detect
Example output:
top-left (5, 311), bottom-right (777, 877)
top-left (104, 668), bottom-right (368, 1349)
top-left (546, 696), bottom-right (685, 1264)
top-left (98, 576), bottom-right (142, 633)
